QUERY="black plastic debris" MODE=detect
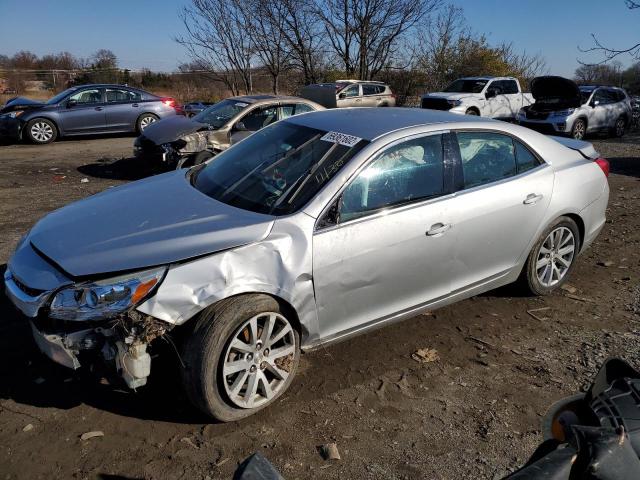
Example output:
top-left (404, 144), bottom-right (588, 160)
top-left (233, 452), bottom-right (284, 480)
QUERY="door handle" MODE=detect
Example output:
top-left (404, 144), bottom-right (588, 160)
top-left (94, 106), bottom-right (103, 111)
top-left (426, 223), bottom-right (451, 236)
top-left (132, 103), bottom-right (139, 108)
top-left (523, 193), bottom-right (543, 205)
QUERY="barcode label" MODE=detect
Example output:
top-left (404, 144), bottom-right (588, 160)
top-left (320, 131), bottom-right (362, 147)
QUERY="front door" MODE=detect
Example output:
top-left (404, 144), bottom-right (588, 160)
top-left (446, 131), bottom-right (554, 292)
top-left (58, 88), bottom-right (106, 134)
top-left (336, 84), bottom-right (362, 107)
top-left (313, 133), bottom-right (454, 341)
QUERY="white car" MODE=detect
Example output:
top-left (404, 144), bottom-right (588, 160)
top-left (421, 76), bottom-right (534, 120)
top-left (517, 77), bottom-right (633, 140)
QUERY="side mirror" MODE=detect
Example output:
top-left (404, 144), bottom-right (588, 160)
top-left (591, 100), bottom-right (600, 108)
top-left (485, 88), bottom-right (498, 99)
top-left (338, 92), bottom-right (346, 99)
top-left (234, 121), bottom-right (248, 131)
top-left (67, 99), bottom-right (77, 108)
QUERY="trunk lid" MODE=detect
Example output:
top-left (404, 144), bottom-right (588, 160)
top-left (550, 136), bottom-right (599, 159)
top-left (28, 171), bottom-right (274, 277)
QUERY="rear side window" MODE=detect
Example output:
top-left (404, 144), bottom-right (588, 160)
top-left (363, 84), bottom-right (377, 96)
top-left (514, 140), bottom-right (541, 173)
top-left (106, 88), bottom-right (142, 103)
top-left (502, 80), bottom-right (519, 94)
top-left (456, 132), bottom-right (517, 188)
top-left (376, 85), bottom-right (388, 94)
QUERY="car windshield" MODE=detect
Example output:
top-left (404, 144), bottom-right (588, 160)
top-left (444, 79), bottom-right (488, 93)
top-left (193, 99), bottom-right (250, 128)
top-left (46, 87), bottom-right (78, 105)
top-left (192, 121), bottom-right (369, 215)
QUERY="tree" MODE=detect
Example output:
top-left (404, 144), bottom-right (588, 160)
top-left (317, 0), bottom-right (441, 80)
top-left (91, 49), bottom-right (118, 70)
top-left (579, 1), bottom-right (639, 64)
top-left (177, 0), bottom-right (254, 95)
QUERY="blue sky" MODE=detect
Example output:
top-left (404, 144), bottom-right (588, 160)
top-left (0, 0), bottom-right (638, 76)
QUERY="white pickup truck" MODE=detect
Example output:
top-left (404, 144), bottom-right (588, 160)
top-left (421, 76), bottom-right (534, 120)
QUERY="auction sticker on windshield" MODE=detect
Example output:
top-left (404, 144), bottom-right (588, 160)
top-left (321, 131), bottom-right (362, 147)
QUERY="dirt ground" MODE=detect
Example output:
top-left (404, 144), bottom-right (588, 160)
top-left (0, 130), bottom-right (639, 480)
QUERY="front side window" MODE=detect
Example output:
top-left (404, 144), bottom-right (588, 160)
top-left (193, 99), bottom-right (249, 129)
top-left (338, 135), bottom-right (445, 222)
top-left (457, 132), bottom-right (517, 188)
top-left (240, 106), bottom-right (278, 132)
top-left (69, 89), bottom-right (102, 105)
top-left (106, 88), bottom-right (142, 103)
top-left (341, 85), bottom-right (360, 97)
top-left (193, 122), bottom-right (368, 215)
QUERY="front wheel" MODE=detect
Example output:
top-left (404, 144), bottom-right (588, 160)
top-left (571, 119), bottom-right (586, 140)
top-left (521, 216), bottom-right (580, 296)
top-left (25, 118), bottom-right (57, 144)
top-left (181, 294), bottom-right (300, 421)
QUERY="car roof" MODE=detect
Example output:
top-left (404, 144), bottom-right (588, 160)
top-left (228, 95), bottom-right (320, 105)
top-left (284, 107), bottom-right (495, 141)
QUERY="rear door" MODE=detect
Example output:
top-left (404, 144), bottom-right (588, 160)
top-left (313, 132), bottom-right (455, 340)
top-left (58, 87), bottom-right (106, 133)
top-left (361, 84), bottom-right (380, 107)
top-left (446, 131), bottom-right (554, 292)
top-left (103, 87), bottom-right (143, 131)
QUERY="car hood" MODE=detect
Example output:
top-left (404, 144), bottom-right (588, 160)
top-left (140, 115), bottom-right (209, 144)
top-left (423, 92), bottom-right (474, 100)
top-left (28, 170), bottom-right (275, 277)
top-left (1, 96), bottom-right (45, 114)
top-left (530, 76), bottom-right (581, 107)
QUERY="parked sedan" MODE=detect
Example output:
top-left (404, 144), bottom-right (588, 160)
top-left (134, 95), bottom-right (323, 168)
top-left (4, 108), bottom-right (609, 421)
top-left (0, 84), bottom-right (179, 144)
top-left (182, 101), bottom-right (214, 117)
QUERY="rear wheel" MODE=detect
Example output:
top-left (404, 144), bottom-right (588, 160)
top-left (571, 119), bottom-right (586, 140)
top-left (521, 216), bottom-right (580, 296)
top-left (181, 294), bottom-right (300, 421)
top-left (136, 113), bottom-right (159, 133)
top-left (25, 118), bottom-right (57, 144)
top-left (612, 116), bottom-right (626, 138)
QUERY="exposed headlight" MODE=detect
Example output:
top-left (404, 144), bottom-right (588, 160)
top-left (1, 111), bottom-right (24, 119)
top-left (447, 99), bottom-right (462, 107)
top-left (552, 109), bottom-right (575, 117)
top-left (49, 267), bottom-right (167, 321)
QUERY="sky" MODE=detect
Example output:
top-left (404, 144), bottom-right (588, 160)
top-left (0, 0), bottom-right (638, 77)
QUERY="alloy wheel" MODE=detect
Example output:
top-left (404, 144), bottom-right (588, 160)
top-left (572, 121), bottom-right (585, 140)
top-left (615, 118), bottom-right (625, 137)
top-left (30, 122), bottom-right (53, 142)
top-left (536, 226), bottom-right (576, 287)
top-left (222, 312), bottom-right (296, 409)
top-left (140, 116), bottom-right (157, 130)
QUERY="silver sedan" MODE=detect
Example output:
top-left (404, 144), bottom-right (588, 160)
top-left (4, 108), bottom-right (609, 421)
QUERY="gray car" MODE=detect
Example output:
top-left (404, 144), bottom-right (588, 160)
top-left (517, 76), bottom-right (633, 140)
top-left (4, 108), bottom-right (609, 420)
top-left (0, 84), bottom-right (179, 144)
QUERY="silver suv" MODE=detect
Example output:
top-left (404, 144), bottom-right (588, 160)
top-left (517, 76), bottom-right (632, 140)
top-left (301, 80), bottom-right (396, 108)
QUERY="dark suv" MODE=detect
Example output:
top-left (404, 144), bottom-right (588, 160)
top-left (0, 84), bottom-right (179, 144)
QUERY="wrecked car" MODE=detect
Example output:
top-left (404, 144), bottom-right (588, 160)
top-left (5, 108), bottom-right (609, 421)
top-left (133, 95), bottom-right (323, 168)
top-left (517, 76), bottom-right (632, 140)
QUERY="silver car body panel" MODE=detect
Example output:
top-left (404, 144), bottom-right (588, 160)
top-left (6, 109), bottom-right (609, 355)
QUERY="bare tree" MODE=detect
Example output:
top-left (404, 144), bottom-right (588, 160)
top-left (317, 0), bottom-right (441, 80)
top-left (579, 1), bottom-right (640, 65)
top-left (177, 0), bottom-right (254, 95)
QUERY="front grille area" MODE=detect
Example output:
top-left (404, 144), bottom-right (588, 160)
top-left (421, 97), bottom-right (451, 111)
top-left (519, 121), bottom-right (557, 135)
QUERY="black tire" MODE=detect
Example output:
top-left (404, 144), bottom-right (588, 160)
top-left (570, 118), bottom-right (587, 140)
top-left (611, 116), bottom-right (626, 138)
top-left (465, 108), bottom-right (479, 116)
top-left (176, 150), bottom-right (214, 170)
top-left (136, 113), bottom-right (159, 134)
top-left (181, 294), bottom-right (301, 421)
top-left (520, 216), bottom-right (581, 296)
top-left (25, 118), bottom-right (58, 144)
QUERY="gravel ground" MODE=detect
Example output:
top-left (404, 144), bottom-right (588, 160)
top-left (0, 130), bottom-right (638, 479)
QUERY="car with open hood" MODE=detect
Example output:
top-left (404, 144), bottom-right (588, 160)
top-left (5, 108), bottom-right (609, 421)
top-left (133, 95), bottom-right (324, 168)
top-left (0, 84), bottom-right (179, 144)
top-left (517, 76), bottom-right (632, 139)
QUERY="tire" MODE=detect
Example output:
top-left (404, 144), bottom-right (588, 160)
top-left (136, 113), bottom-right (159, 133)
top-left (25, 118), bottom-right (57, 144)
top-left (521, 216), bottom-right (580, 296)
top-left (465, 108), bottom-right (479, 116)
top-left (181, 294), bottom-right (300, 421)
top-left (611, 116), bottom-right (626, 138)
top-left (570, 119), bottom-right (586, 140)
top-left (176, 150), bottom-right (214, 170)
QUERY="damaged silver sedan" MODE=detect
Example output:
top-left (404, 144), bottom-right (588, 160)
top-left (5, 108), bottom-right (609, 420)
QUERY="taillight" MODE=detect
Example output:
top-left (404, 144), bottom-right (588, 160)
top-left (161, 97), bottom-right (176, 108)
top-left (594, 157), bottom-right (610, 178)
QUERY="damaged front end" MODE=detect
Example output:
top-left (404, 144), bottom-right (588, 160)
top-left (4, 259), bottom-right (172, 389)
